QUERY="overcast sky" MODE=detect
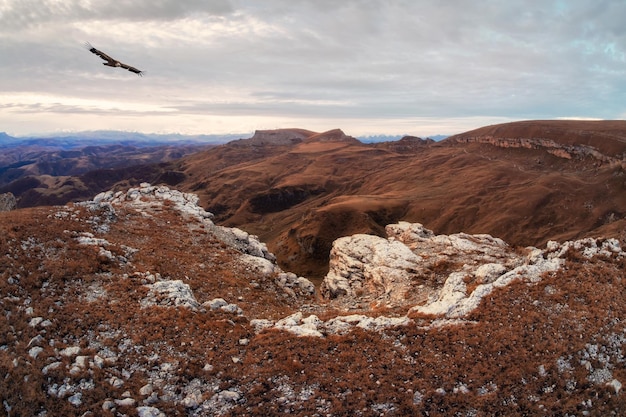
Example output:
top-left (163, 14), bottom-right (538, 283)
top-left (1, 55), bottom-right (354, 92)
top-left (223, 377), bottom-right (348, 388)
top-left (0, 0), bottom-right (625, 138)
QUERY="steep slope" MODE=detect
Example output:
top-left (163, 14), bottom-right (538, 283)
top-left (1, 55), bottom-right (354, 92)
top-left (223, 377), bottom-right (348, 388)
top-left (1, 184), bottom-right (625, 416)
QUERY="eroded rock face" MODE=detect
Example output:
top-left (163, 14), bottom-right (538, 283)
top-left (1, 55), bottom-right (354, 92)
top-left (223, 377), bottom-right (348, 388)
top-left (320, 234), bottom-right (422, 303)
top-left (320, 222), bottom-right (524, 310)
top-left (320, 221), bottom-right (625, 319)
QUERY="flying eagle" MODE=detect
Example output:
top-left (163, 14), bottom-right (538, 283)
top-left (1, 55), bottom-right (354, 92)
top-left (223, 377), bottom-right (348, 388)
top-left (85, 42), bottom-right (144, 76)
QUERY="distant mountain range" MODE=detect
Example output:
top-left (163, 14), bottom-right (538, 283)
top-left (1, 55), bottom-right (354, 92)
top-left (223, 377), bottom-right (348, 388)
top-left (0, 130), bottom-right (248, 148)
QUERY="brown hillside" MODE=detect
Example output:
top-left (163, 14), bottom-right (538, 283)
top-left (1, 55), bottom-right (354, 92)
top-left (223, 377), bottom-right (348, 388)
top-left (169, 123), bottom-right (626, 280)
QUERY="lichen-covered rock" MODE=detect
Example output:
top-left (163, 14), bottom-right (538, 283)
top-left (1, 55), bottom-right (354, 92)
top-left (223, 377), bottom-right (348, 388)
top-left (322, 221), bottom-right (625, 319)
top-left (275, 272), bottom-right (316, 297)
top-left (0, 192), bottom-right (17, 212)
top-left (320, 233), bottom-right (422, 303)
top-left (141, 279), bottom-right (200, 310)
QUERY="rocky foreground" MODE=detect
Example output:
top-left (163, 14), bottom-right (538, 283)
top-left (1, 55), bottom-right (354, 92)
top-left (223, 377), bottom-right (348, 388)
top-left (1, 184), bottom-right (625, 416)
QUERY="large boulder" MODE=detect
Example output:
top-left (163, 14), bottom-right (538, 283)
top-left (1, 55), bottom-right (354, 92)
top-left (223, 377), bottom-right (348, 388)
top-left (320, 233), bottom-right (422, 304)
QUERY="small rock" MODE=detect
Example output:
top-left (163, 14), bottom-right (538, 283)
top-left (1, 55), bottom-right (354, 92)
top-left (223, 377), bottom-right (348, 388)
top-left (42, 361), bottom-right (62, 375)
top-left (109, 376), bottom-right (124, 388)
top-left (250, 319), bottom-right (274, 332)
top-left (28, 317), bottom-right (44, 327)
top-left (68, 393), bottom-right (82, 406)
top-left (137, 406), bottom-right (166, 417)
top-left (92, 355), bottom-right (105, 369)
top-left (204, 298), bottom-right (228, 310)
top-left (27, 335), bottom-right (44, 347)
top-left (221, 303), bottom-right (243, 315)
top-left (181, 392), bottom-right (202, 409)
top-left (218, 390), bottom-right (241, 402)
top-left (607, 379), bottom-right (622, 395)
top-left (139, 384), bottom-right (154, 396)
top-left (115, 397), bottom-right (136, 407)
top-left (143, 392), bottom-right (159, 405)
top-left (75, 355), bottom-right (88, 368)
top-left (102, 400), bottom-right (115, 412)
top-left (28, 346), bottom-right (44, 359)
top-left (60, 346), bottom-right (81, 357)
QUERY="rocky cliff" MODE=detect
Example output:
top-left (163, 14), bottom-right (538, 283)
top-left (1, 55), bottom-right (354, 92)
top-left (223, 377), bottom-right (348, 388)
top-left (447, 119), bottom-right (626, 164)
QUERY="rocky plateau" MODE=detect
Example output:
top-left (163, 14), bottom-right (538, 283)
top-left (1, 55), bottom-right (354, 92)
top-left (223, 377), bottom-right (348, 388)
top-left (1, 182), bottom-right (625, 416)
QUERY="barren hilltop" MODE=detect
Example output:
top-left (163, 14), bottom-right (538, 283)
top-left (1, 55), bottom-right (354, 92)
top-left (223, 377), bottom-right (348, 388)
top-left (1, 120), bottom-right (626, 415)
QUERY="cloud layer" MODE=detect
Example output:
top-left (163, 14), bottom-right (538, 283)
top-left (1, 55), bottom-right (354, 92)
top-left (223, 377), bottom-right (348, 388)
top-left (0, 0), bottom-right (624, 136)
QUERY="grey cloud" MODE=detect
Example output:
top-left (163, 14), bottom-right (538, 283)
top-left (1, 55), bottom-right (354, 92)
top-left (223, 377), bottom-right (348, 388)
top-left (1, 0), bottom-right (625, 136)
top-left (0, 0), bottom-right (233, 30)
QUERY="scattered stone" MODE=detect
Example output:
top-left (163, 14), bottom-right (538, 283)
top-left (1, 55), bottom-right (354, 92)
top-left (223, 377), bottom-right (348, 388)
top-left (102, 400), bottom-right (115, 412)
top-left (109, 376), bottom-right (124, 388)
top-left (28, 317), bottom-right (44, 327)
top-left (218, 390), bottom-right (241, 402)
top-left (60, 346), bottom-right (81, 357)
top-left (115, 397), bottom-right (136, 407)
top-left (275, 272), bottom-right (316, 297)
top-left (181, 391), bottom-right (203, 409)
top-left (28, 346), bottom-right (44, 359)
top-left (42, 361), bottom-right (62, 375)
top-left (607, 379), bottom-right (622, 395)
top-left (137, 406), bottom-right (166, 417)
top-left (68, 393), bottom-right (82, 406)
top-left (139, 384), bottom-right (154, 396)
top-left (205, 298), bottom-right (228, 310)
top-left (142, 279), bottom-right (200, 310)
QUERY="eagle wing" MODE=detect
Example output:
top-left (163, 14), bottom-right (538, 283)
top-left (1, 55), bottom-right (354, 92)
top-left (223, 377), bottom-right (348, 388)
top-left (85, 42), bottom-right (117, 64)
top-left (119, 62), bottom-right (144, 76)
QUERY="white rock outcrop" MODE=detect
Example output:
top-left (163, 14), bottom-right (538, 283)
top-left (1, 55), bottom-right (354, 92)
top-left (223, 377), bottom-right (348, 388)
top-left (82, 183), bottom-right (315, 299)
top-left (320, 233), bottom-right (422, 302)
top-left (141, 279), bottom-right (200, 310)
top-left (253, 311), bottom-right (413, 338)
top-left (91, 183), bottom-right (213, 223)
top-left (320, 221), bottom-right (625, 319)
